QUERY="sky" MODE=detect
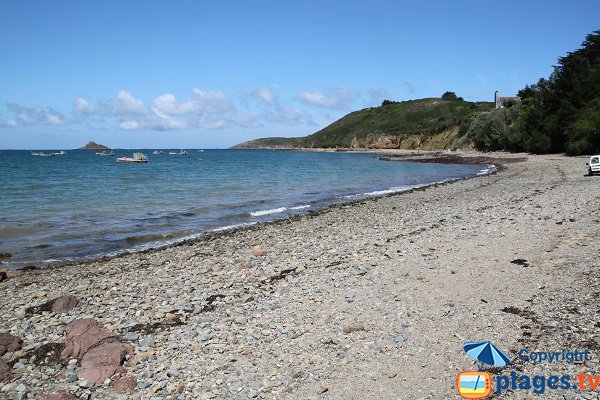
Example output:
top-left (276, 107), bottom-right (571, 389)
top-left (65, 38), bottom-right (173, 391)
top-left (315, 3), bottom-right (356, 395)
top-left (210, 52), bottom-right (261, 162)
top-left (0, 0), bottom-right (598, 149)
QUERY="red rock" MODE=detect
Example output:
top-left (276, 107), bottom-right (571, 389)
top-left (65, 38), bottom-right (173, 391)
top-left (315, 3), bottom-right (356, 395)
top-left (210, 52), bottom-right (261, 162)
top-left (113, 375), bottom-right (138, 393)
top-left (59, 318), bottom-right (134, 386)
top-left (79, 364), bottom-right (126, 384)
top-left (80, 342), bottom-right (132, 370)
top-left (35, 390), bottom-right (79, 400)
top-left (61, 319), bottom-right (118, 360)
top-left (50, 295), bottom-right (80, 313)
top-left (79, 342), bottom-right (132, 384)
top-left (0, 358), bottom-right (12, 383)
top-left (0, 332), bottom-right (23, 356)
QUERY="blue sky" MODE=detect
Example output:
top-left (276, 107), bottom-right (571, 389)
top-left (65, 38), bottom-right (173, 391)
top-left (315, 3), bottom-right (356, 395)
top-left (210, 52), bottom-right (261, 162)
top-left (0, 1), bottom-right (598, 149)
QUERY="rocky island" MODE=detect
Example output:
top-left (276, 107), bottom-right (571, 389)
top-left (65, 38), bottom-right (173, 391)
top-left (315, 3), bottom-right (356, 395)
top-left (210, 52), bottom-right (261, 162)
top-left (78, 141), bottom-right (110, 150)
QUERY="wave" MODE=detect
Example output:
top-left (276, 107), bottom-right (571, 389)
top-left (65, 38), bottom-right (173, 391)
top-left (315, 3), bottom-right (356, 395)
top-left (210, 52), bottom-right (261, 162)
top-left (289, 204), bottom-right (311, 210)
top-left (211, 222), bottom-right (257, 232)
top-left (249, 207), bottom-right (287, 217)
top-left (477, 164), bottom-right (497, 175)
top-left (341, 184), bottom-right (427, 199)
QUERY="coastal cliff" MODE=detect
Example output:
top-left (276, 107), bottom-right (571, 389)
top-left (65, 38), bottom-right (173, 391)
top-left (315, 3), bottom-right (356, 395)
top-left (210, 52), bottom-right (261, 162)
top-left (231, 98), bottom-right (493, 150)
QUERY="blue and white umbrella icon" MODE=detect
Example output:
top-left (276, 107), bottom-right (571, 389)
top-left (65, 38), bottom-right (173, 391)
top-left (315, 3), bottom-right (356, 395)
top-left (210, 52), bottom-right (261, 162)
top-left (463, 341), bottom-right (510, 368)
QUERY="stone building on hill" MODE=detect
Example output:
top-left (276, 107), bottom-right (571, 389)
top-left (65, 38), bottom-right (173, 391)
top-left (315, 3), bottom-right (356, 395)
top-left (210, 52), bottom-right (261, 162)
top-left (494, 91), bottom-right (520, 109)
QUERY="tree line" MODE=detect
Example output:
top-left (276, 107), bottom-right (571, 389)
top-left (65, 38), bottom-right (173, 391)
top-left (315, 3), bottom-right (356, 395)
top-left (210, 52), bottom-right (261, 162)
top-left (467, 29), bottom-right (600, 155)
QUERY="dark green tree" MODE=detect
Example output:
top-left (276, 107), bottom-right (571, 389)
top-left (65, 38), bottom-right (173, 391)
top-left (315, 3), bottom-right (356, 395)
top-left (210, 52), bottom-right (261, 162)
top-left (441, 91), bottom-right (459, 101)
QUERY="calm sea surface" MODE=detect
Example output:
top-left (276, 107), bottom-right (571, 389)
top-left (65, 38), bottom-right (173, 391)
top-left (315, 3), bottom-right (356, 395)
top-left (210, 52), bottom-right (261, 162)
top-left (0, 149), bottom-right (492, 269)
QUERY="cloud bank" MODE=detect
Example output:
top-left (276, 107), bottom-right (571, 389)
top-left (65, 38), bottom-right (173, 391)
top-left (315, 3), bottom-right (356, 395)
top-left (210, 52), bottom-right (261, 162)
top-left (0, 85), bottom-right (386, 131)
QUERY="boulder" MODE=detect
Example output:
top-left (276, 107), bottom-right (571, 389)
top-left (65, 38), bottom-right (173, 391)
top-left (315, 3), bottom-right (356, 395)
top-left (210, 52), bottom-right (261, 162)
top-left (0, 332), bottom-right (23, 356)
top-left (60, 318), bottom-right (133, 386)
top-left (50, 295), bottom-right (80, 313)
top-left (0, 271), bottom-right (6, 282)
top-left (0, 358), bottom-right (12, 383)
top-left (25, 294), bottom-right (80, 315)
top-left (112, 375), bottom-right (138, 393)
top-left (79, 342), bottom-right (132, 383)
top-left (61, 319), bottom-right (118, 360)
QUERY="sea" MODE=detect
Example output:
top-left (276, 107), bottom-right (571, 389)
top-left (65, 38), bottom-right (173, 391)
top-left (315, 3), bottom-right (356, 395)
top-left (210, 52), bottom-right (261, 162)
top-left (0, 149), bottom-right (494, 270)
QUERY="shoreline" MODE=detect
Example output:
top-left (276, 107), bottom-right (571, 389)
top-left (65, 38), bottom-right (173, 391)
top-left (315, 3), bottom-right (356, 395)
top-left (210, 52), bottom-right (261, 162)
top-left (1, 153), bottom-right (597, 399)
top-left (1, 150), bottom-right (504, 273)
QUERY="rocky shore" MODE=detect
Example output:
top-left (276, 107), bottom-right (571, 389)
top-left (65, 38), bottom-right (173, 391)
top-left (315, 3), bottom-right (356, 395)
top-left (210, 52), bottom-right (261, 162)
top-left (1, 153), bottom-right (598, 399)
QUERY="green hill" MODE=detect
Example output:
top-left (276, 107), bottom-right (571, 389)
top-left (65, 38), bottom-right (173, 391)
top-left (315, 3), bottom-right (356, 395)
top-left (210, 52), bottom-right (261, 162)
top-left (232, 98), bottom-right (494, 150)
top-left (231, 137), bottom-right (301, 149)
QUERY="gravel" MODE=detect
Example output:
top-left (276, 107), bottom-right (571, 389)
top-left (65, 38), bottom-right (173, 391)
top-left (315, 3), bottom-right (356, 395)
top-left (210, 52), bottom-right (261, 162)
top-left (0, 152), bottom-right (598, 399)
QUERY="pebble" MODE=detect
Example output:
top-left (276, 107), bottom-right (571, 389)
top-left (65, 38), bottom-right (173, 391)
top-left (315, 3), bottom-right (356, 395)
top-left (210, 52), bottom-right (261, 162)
top-left (0, 156), bottom-right (596, 399)
top-left (343, 324), bottom-right (365, 334)
top-left (78, 380), bottom-right (94, 388)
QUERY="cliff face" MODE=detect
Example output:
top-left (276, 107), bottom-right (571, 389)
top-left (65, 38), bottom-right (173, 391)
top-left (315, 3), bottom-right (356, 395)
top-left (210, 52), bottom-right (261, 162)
top-left (79, 141), bottom-right (110, 150)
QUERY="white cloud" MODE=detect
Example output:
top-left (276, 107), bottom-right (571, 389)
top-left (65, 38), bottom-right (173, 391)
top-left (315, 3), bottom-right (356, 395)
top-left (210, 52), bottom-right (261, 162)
top-left (152, 93), bottom-right (194, 115)
top-left (297, 87), bottom-right (358, 110)
top-left (74, 97), bottom-right (95, 114)
top-left (114, 90), bottom-right (146, 115)
top-left (0, 103), bottom-right (65, 126)
top-left (270, 107), bottom-right (314, 126)
top-left (110, 89), bottom-right (237, 131)
top-left (0, 87), bottom-right (322, 131)
top-left (253, 87), bottom-right (277, 104)
top-left (119, 120), bottom-right (139, 130)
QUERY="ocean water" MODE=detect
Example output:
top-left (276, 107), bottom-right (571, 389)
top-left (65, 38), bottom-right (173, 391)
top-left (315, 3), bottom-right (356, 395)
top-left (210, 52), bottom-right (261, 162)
top-left (0, 149), bottom-right (492, 269)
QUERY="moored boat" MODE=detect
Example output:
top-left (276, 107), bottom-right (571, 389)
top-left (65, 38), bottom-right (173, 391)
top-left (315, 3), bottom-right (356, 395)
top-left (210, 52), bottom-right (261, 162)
top-left (116, 152), bottom-right (148, 163)
top-left (32, 151), bottom-right (67, 157)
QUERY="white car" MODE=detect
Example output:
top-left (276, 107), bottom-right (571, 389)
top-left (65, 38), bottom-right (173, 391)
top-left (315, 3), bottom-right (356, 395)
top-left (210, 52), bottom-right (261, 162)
top-left (587, 155), bottom-right (600, 175)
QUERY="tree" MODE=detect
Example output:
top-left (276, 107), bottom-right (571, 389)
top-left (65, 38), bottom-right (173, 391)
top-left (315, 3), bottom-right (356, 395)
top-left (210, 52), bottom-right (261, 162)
top-left (441, 91), bottom-right (459, 101)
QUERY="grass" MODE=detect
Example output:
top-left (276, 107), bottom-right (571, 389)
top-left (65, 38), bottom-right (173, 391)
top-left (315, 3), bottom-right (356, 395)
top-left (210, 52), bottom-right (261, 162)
top-left (231, 98), bottom-right (494, 150)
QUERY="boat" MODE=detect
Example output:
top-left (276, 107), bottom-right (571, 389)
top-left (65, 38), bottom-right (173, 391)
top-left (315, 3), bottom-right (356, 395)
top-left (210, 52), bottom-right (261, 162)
top-left (32, 151), bottom-right (67, 157)
top-left (116, 152), bottom-right (148, 163)
top-left (96, 150), bottom-right (114, 156)
top-left (168, 150), bottom-right (188, 155)
top-left (179, 150), bottom-right (188, 155)
top-left (152, 150), bottom-right (165, 155)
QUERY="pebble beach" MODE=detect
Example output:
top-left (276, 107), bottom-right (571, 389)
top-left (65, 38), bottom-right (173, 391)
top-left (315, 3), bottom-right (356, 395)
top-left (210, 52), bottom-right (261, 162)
top-left (1, 152), bottom-right (598, 400)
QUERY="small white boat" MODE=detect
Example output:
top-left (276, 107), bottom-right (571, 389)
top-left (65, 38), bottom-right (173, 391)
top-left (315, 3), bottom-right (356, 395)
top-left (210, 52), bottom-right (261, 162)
top-left (96, 150), bottom-right (114, 156)
top-left (32, 151), bottom-right (66, 157)
top-left (117, 152), bottom-right (148, 163)
top-left (180, 150), bottom-right (188, 155)
top-left (169, 150), bottom-right (188, 155)
top-left (152, 150), bottom-right (165, 155)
